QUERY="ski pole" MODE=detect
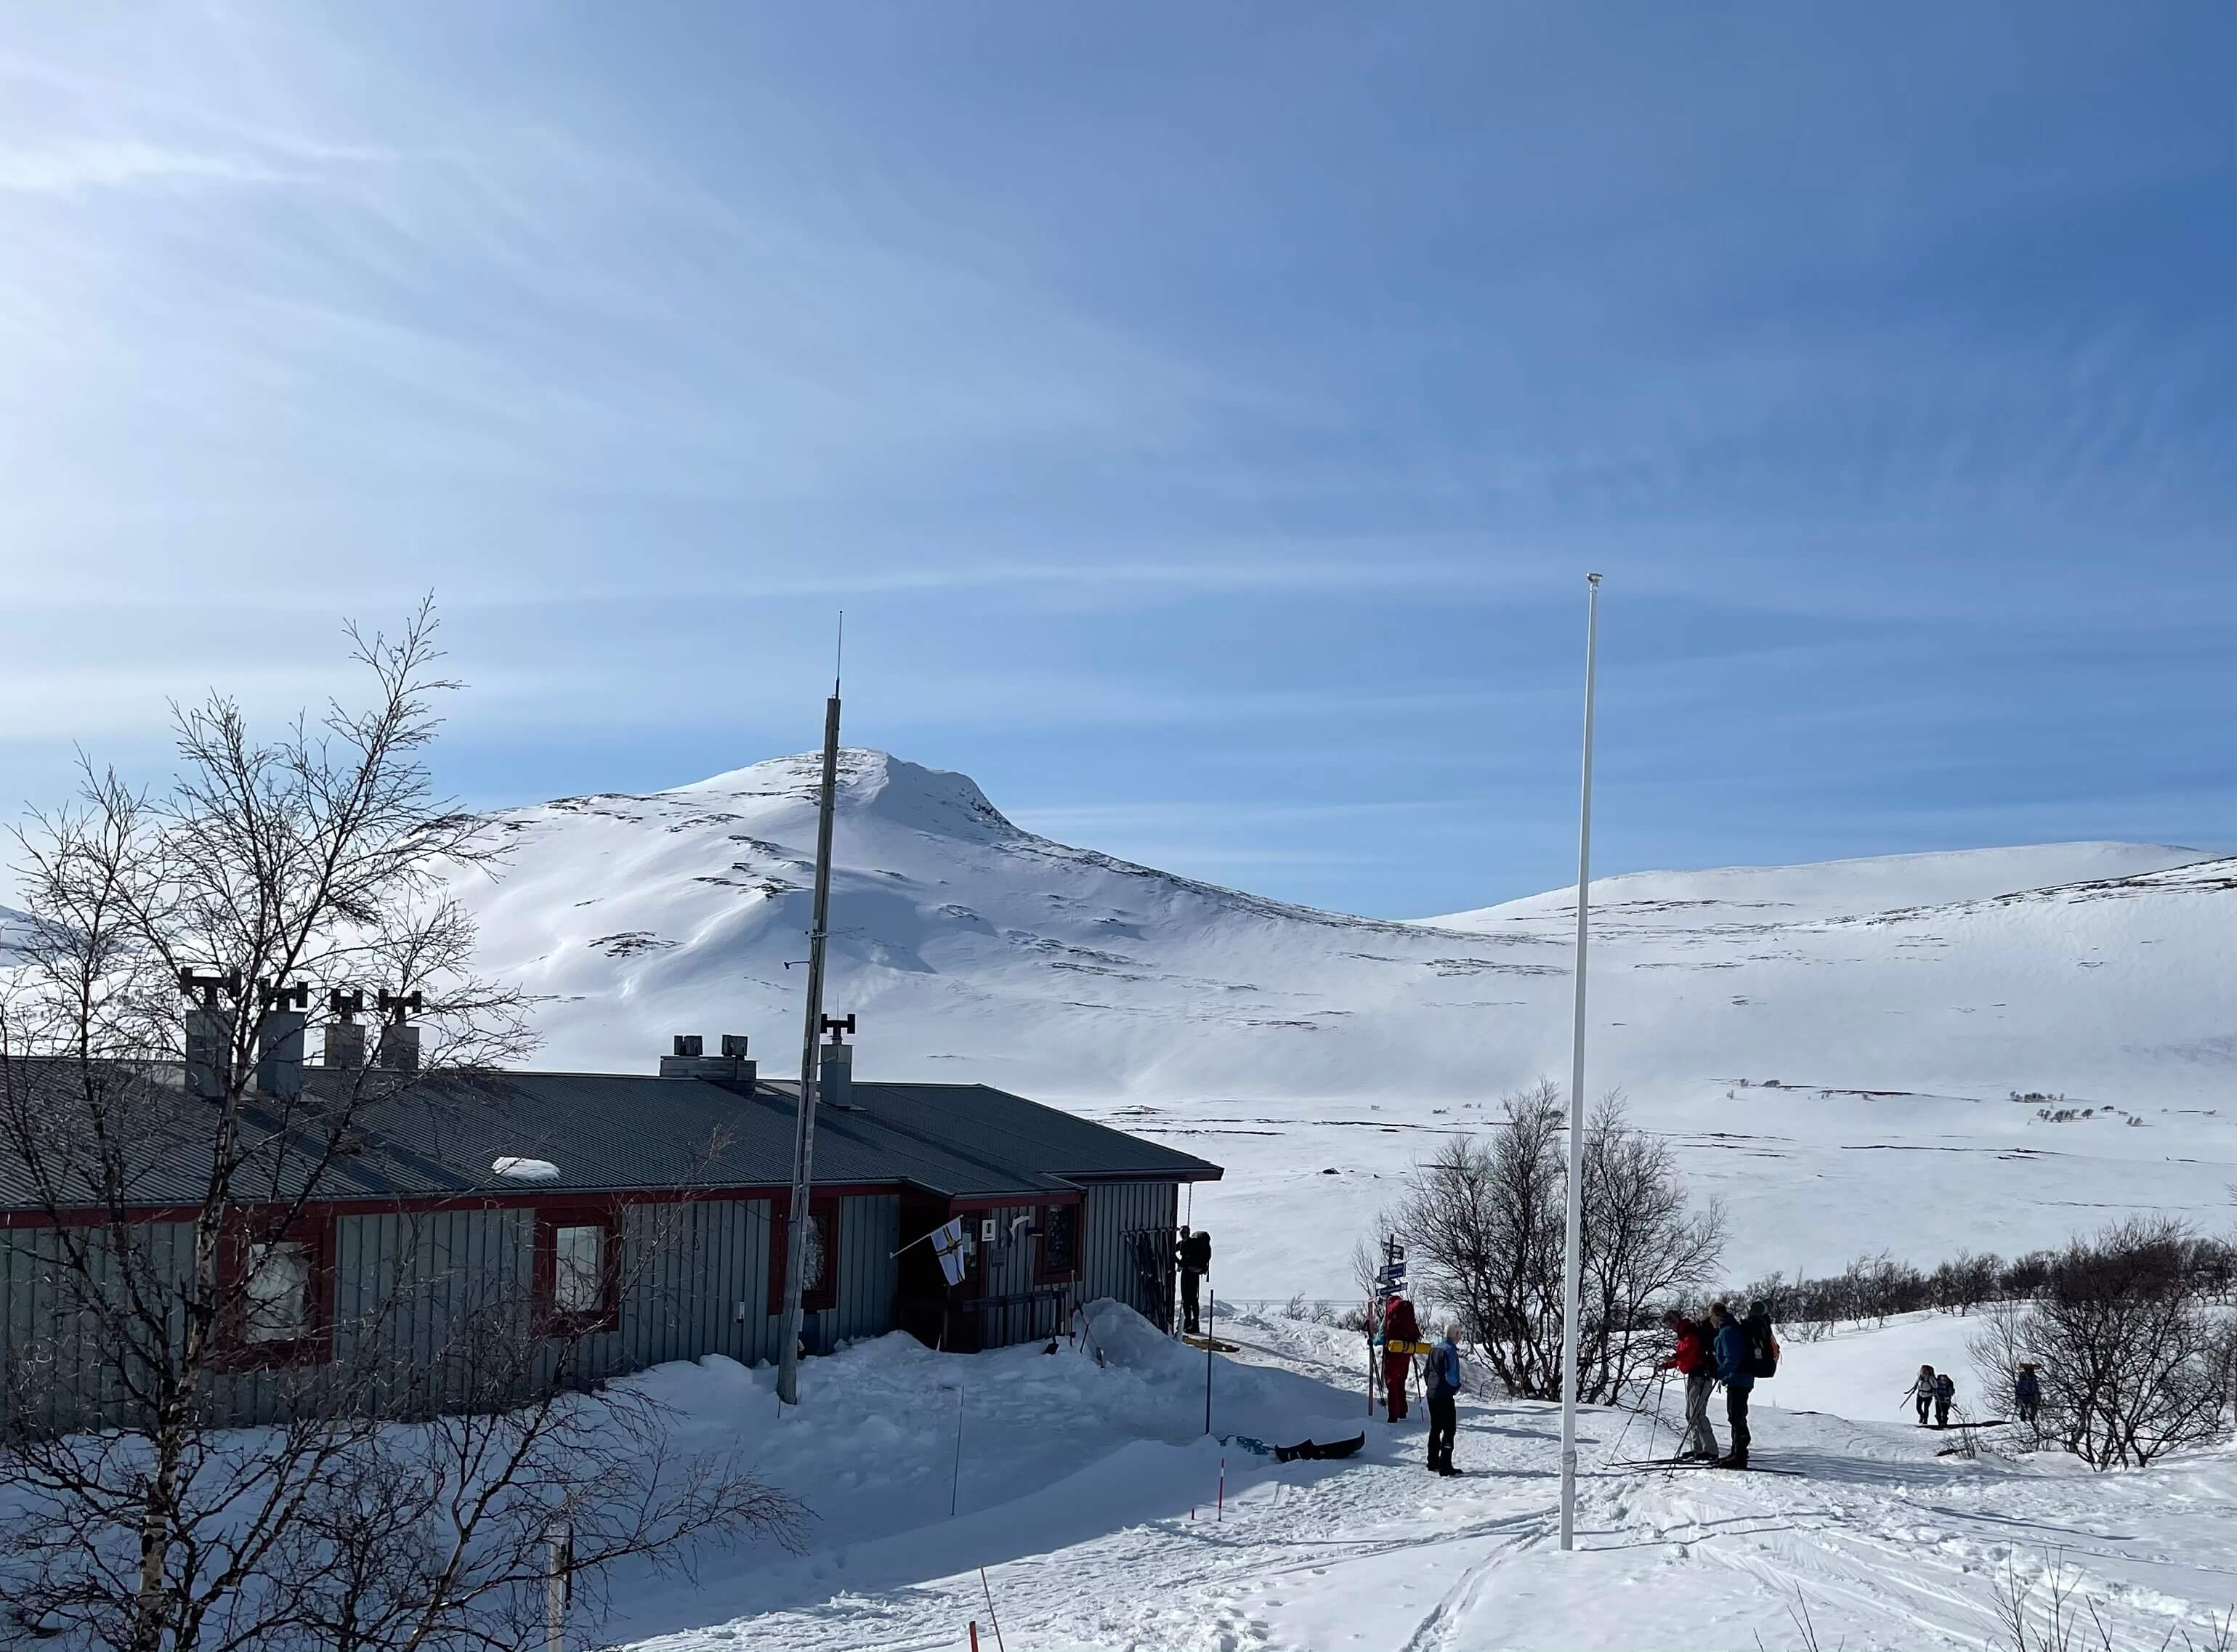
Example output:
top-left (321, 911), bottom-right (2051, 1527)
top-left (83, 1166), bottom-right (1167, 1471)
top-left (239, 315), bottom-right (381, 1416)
top-left (979, 1569), bottom-right (1006, 1652)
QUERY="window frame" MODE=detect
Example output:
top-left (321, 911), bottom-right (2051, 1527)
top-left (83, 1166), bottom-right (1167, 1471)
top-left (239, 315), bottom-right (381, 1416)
top-left (769, 1196), bottom-right (841, 1316)
top-left (216, 1214), bottom-right (334, 1369)
top-left (533, 1206), bottom-right (622, 1336)
top-left (1035, 1202), bottom-right (1080, 1284)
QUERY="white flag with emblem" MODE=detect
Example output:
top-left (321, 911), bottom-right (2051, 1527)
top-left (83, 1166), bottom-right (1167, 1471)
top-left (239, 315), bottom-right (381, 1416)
top-left (931, 1217), bottom-right (968, 1287)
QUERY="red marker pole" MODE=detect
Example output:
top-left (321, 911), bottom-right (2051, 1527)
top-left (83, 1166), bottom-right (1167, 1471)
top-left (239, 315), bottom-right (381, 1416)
top-left (968, 1626), bottom-right (980, 1651)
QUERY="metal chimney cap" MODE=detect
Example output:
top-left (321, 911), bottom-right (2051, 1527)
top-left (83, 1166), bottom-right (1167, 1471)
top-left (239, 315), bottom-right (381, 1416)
top-left (673, 1034), bottom-right (703, 1058)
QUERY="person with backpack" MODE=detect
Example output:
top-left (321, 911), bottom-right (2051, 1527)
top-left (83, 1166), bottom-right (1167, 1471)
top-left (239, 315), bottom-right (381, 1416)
top-left (1658, 1307), bottom-right (1719, 1461)
top-left (1932, 1370), bottom-right (1955, 1429)
top-left (2014, 1364), bottom-right (2042, 1426)
top-left (1912, 1364), bottom-right (1937, 1427)
top-left (1379, 1291), bottom-right (1421, 1423)
top-left (1423, 1323), bottom-right (1463, 1476)
top-left (1707, 1301), bottom-right (1752, 1470)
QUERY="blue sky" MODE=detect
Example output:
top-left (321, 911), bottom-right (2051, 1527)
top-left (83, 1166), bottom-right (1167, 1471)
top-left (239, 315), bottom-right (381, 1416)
top-left (1, 4), bottom-right (2229, 916)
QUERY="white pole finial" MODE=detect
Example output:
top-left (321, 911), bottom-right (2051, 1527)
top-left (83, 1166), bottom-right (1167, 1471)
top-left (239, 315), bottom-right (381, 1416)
top-left (1558, 572), bottom-right (1603, 1552)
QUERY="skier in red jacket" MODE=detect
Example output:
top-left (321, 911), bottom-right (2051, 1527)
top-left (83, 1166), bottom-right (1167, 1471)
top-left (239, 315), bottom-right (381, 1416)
top-left (1659, 1307), bottom-right (1720, 1461)
top-left (1380, 1293), bottom-right (1421, 1422)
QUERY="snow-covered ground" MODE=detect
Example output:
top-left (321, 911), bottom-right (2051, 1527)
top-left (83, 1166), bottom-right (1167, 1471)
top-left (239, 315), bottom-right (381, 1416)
top-left (596, 1303), bottom-right (2233, 1652)
top-left (441, 748), bottom-right (2233, 1295)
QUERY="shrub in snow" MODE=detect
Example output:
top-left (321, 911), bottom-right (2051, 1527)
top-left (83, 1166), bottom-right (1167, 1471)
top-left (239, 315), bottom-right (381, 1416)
top-left (1970, 1215), bottom-right (2233, 1470)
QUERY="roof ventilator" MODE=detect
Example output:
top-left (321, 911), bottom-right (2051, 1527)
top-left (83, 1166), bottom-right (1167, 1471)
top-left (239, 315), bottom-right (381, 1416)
top-left (324, 989), bottom-right (368, 1071)
top-left (818, 1014), bottom-right (859, 1110)
top-left (179, 967), bottom-right (242, 1101)
top-left (377, 990), bottom-right (422, 1074)
top-left (254, 981), bottom-right (309, 1099)
top-left (659, 1032), bottom-right (758, 1084)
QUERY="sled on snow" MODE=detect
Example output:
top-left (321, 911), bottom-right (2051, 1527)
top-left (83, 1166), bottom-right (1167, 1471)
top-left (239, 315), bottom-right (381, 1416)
top-left (1179, 1333), bottom-right (1242, 1353)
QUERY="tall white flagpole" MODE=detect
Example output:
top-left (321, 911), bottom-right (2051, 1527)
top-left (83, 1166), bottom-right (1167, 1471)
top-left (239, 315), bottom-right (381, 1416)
top-left (1558, 571), bottom-right (1603, 1553)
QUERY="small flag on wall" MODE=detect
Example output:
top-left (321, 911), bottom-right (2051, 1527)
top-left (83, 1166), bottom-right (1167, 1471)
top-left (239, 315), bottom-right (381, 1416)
top-left (932, 1217), bottom-right (969, 1286)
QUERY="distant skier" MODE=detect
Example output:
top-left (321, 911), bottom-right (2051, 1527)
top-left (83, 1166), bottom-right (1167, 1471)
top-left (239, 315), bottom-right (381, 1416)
top-left (1912, 1365), bottom-right (1937, 1427)
top-left (1176, 1226), bottom-right (1211, 1335)
top-left (2014, 1364), bottom-right (2042, 1427)
top-left (1933, 1370), bottom-right (1955, 1429)
top-left (1658, 1307), bottom-right (1720, 1461)
top-left (1424, 1323), bottom-right (1463, 1476)
top-left (1380, 1291), bottom-right (1421, 1422)
top-left (1709, 1301), bottom-right (1752, 1470)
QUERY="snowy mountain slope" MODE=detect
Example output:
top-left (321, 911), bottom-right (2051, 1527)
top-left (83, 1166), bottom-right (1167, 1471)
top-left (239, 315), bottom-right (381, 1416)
top-left (0, 905), bottom-right (32, 965)
top-left (1427, 841), bottom-right (2210, 931)
top-left (453, 750), bottom-right (2233, 1292)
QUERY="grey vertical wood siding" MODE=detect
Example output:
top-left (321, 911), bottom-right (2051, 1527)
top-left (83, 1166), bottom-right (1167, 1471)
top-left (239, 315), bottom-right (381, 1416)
top-left (4, 1183), bottom-right (1176, 1430)
top-left (1079, 1181), bottom-right (1178, 1322)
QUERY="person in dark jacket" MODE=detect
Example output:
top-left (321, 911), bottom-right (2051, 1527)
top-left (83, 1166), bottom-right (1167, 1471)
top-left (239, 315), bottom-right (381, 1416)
top-left (1932, 1371), bottom-right (1955, 1429)
top-left (1176, 1227), bottom-right (1211, 1335)
top-left (1708, 1301), bottom-right (1752, 1470)
top-left (1423, 1324), bottom-right (1463, 1475)
top-left (1380, 1293), bottom-right (1421, 1422)
top-left (1659, 1308), bottom-right (1720, 1460)
top-left (1912, 1364), bottom-right (1937, 1427)
top-left (2015, 1364), bottom-right (2042, 1426)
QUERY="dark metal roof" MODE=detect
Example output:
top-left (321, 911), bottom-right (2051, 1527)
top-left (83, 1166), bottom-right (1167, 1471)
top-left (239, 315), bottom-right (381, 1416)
top-left (0, 1058), bottom-right (1221, 1215)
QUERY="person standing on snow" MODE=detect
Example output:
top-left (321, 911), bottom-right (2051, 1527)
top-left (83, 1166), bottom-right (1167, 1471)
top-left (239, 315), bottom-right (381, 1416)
top-left (1912, 1364), bottom-right (1937, 1427)
top-left (1423, 1323), bottom-right (1463, 1476)
top-left (1708, 1301), bottom-right (1752, 1470)
top-left (1933, 1370), bottom-right (1956, 1429)
top-left (2014, 1364), bottom-right (2042, 1427)
top-left (1176, 1226), bottom-right (1211, 1335)
top-left (1380, 1291), bottom-right (1421, 1423)
top-left (1658, 1307), bottom-right (1720, 1461)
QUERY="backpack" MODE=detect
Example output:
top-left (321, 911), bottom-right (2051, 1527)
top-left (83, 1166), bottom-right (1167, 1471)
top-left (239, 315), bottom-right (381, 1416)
top-left (1741, 1301), bottom-right (1779, 1380)
top-left (1431, 1340), bottom-right (1463, 1396)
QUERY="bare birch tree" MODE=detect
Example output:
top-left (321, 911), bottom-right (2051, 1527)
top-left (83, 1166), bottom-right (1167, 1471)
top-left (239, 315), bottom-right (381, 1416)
top-left (0, 603), bottom-right (801, 1650)
top-left (1388, 1082), bottom-right (1724, 1406)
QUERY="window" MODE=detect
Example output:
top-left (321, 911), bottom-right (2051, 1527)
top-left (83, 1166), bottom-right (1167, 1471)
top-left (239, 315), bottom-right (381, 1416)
top-left (1037, 1204), bottom-right (1079, 1281)
top-left (553, 1224), bottom-right (604, 1316)
top-left (218, 1219), bottom-right (330, 1366)
top-left (771, 1199), bottom-right (840, 1314)
top-left (244, 1241), bottom-right (312, 1343)
top-left (535, 1210), bottom-right (620, 1332)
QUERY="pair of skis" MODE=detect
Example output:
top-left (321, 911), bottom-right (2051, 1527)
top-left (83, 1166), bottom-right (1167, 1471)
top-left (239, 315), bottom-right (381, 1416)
top-left (1607, 1455), bottom-right (1803, 1477)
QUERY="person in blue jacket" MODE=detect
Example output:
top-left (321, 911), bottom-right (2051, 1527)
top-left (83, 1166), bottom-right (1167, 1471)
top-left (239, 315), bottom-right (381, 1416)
top-left (1423, 1324), bottom-right (1463, 1476)
top-left (1708, 1301), bottom-right (1752, 1470)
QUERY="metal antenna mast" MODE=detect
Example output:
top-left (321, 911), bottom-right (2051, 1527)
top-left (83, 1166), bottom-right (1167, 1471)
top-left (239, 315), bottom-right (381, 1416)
top-left (777, 615), bottom-right (844, 1407)
top-left (1558, 572), bottom-right (1603, 1550)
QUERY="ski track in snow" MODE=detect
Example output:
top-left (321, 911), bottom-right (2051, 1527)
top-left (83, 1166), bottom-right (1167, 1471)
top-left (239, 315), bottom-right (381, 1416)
top-left (610, 1308), bottom-right (2234, 1652)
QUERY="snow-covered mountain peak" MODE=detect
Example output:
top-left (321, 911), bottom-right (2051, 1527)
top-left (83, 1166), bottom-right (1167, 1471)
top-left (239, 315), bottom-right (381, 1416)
top-left (663, 748), bottom-right (1017, 843)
